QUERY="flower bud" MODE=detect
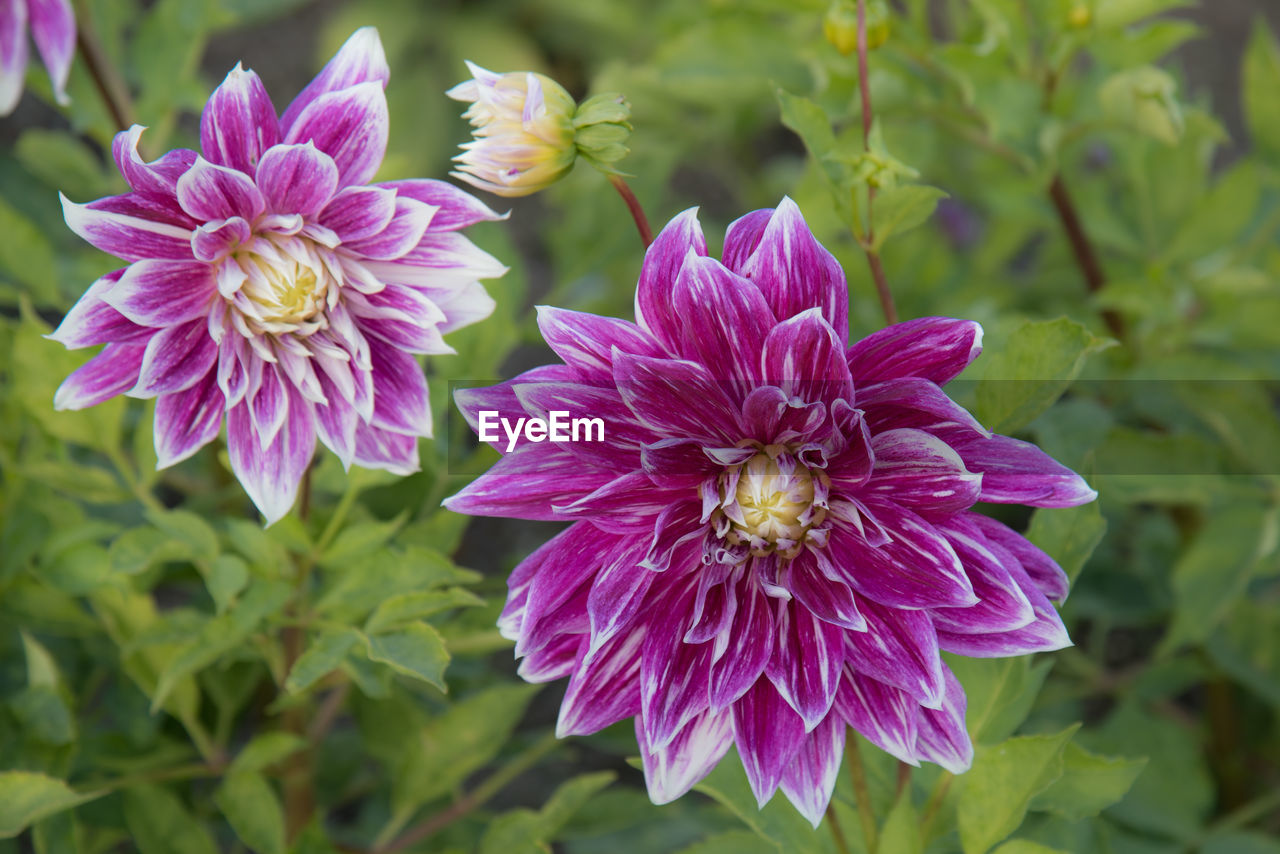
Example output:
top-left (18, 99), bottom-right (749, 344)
top-left (823, 0), bottom-right (889, 56)
top-left (448, 63), bottom-right (633, 197)
top-left (1099, 66), bottom-right (1184, 146)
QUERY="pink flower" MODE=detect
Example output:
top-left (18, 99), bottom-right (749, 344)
top-left (0, 0), bottom-right (76, 115)
top-left (51, 28), bottom-right (506, 523)
top-left (446, 199), bottom-right (1095, 824)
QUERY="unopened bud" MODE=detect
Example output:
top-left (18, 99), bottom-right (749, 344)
top-left (824, 0), bottom-right (889, 56)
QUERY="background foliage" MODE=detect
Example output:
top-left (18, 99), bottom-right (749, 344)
top-left (1, 0), bottom-right (1278, 852)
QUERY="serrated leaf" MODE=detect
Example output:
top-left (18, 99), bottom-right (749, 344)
top-left (214, 772), bottom-right (285, 854)
top-left (777, 89), bottom-right (854, 225)
top-left (1030, 743), bottom-right (1146, 820)
top-left (364, 588), bottom-right (485, 634)
top-left (479, 772), bottom-right (616, 854)
top-left (365, 621), bottom-right (450, 690)
top-left (973, 317), bottom-right (1112, 434)
top-left (0, 773), bottom-right (100, 839)
top-left (285, 628), bottom-right (362, 695)
top-left (123, 784), bottom-right (218, 854)
top-left (228, 732), bottom-right (307, 776)
top-left (957, 726), bottom-right (1078, 854)
top-left (871, 185), bottom-right (948, 250)
top-left (319, 513), bottom-right (405, 567)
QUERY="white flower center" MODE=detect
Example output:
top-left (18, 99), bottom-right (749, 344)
top-left (231, 234), bottom-right (336, 337)
top-left (720, 449), bottom-right (828, 559)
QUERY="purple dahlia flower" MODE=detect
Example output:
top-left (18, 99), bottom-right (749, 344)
top-left (446, 199), bottom-right (1096, 824)
top-left (51, 27), bottom-right (506, 523)
top-left (1, 0), bottom-right (75, 115)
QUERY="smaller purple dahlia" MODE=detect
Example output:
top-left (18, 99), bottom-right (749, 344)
top-left (51, 28), bottom-right (506, 523)
top-left (1, 0), bottom-right (75, 115)
top-left (447, 199), bottom-right (1095, 824)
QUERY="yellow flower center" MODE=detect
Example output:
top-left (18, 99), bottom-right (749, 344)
top-left (722, 450), bottom-right (827, 559)
top-left (230, 235), bottom-right (336, 337)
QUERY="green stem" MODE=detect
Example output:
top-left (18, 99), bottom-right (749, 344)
top-left (919, 771), bottom-right (953, 842)
top-left (71, 0), bottom-right (134, 133)
top-left (826, 803), bottom-right (853, 854)
top-left (854, 0), bottom-right (897, 326)
top-left (607, 174), bottom-right (654, 248)
top-left (315, 477), bottom-right (361, 555)
top-left (846, 735), bottom-right (879, 854)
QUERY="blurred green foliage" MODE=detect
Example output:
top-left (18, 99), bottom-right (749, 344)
top-left (1, 0), bottom-right (1279, 852)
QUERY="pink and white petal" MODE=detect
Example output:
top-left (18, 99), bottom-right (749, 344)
top-left (192, 217), bottom-right (252, 262)
top-left (284, 81), bottom-right (388, 188)
top-left (913, 665), bottom-right (973, 774)
top-left (519, 531), bottom-right (610, 657)
top-left (154, 369), bottom-right (224, 468)
top-left (847, 317), bottom-right (984, 386)
top-left (313, 375), bottom-right (358, 470)
top-left (734, 198), bottom-right (848, 343)
top-left (740, 385), bottom-right (828, 448)
top-left (28, 0), bottom-right (76, 104)
top-left (53, 342), bottom-right (148, 410)
top-left (936, 562), bottom-right (1070, 657)
top-left (516, 381), bottom-right (653, 472)
top-left (778, 712), bottom-right (846, 827)
top-left (217, 335), bottom-right (251, 408)
top-left (345, 197), bottom-right (436, 260)
top-left (640, 581), bottom-right (715, 751)
top-left (558, 629), bottom-right (644, 737)
top-left (825, 499), bottom-right (977, 610)
top-left (953, 434), bottom-right (1098, 507)
top-left (641, 500), bottom-right (706, 572)
top-left (639, 706), bottom-right (734, 805)
top-left (0, 0), bottom-right (29, 115)
top-left (760, 307), bottom-right (855, 409)
top-left (931, 516), bottom-right (1035, 635)
top-left (175, 156), bottom-right (265, 222)
top-left (517, 633), bottom-right (581, 684)
top-left (103, 260), bottom-right (216, 327)
top-left (428, 280), bottom-right (495, 334)
top-left (864, 428), bottom-right (983, 518)
top-left (347, 283), bottom-right (450, 355)
top-left (843, 596), bottom-right (946, 708)
top-left (708, 575), bottom-right (775, 710)
top-left (112, 126), bottom-right (198, 210)
top-left (765, 600), bottom-right (844, 730)
top-left (199, 64), bottom-right (280, 173)
top-left (279, 26), bottom-right (388, 135)
top-left (62, 194), bottom-right (194, 262)
top-left (536, 305), bottom-right (662, 379)
top-left (968, 513), bottom-right (1071, 603)
top-left (351, 421), bottom-right (419, 475)
top-left (613, 351), bottom-right (742, 446)
top-left (48, 271), bottom-right (152, 348)
top-left (668, 253), bottom-right (775, 396)
top-left (443, 443), bottom-right (613, 521)
top-left (319, 185), bottom-right (396, 243)
top-left (720, 208), bottom-right (772, 272)
top-left (635, 207), bottom-right (706, 353)
top-left (367, 231), bottom-right (507, 289)
top-left (452, 364), bottom-right (578, 444)
top-left (857, 377), bottom-right (989, 438)
top-left (255, 142), bottom-right (339, 216)
top-left (227, 388), bottom-right (316, 525)
top-left (130, 319), bottom-right (218, 399)
top-left (731, 677), bottom-right (808, 807)
top-left (584, 540), bottom-right (653, 658)
top-left (376, 178), bottom-right (504, 230)
top-left (781, 551), bottom-right (865, 631)
top-left (366, 338), bottom-right (432, 437)
top-left (834, 670), bottom-right (920, 766)
top-left (248, 361), bottom-right (289, 451)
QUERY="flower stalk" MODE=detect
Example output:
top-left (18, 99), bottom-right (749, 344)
top-left (855, 0), bottom-right (897, 325)
top-left (72, 2), bottom-right (133, 133)
top-left (608, 173), bottom-right (653, 247)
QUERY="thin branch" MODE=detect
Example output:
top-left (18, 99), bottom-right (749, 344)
top-left (846, 735), bottom-right (879, 854)
top-left (826, 802), bottom-right (853, 854)
top-left (895, 761), bottom-right (912, 800)
top-left (856, 0), bottom-right (898, 326)
top-left (1047, 173), bottom-right (1125, 339)
top-left (919, 771), bottom-right (954, 841)
top-left (72, 3), bottom-right (134, 133)
top-left (608, 174), bottom-right (653, 248)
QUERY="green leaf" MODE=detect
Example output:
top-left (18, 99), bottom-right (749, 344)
top-left (0, 772), bottom-right (99, 839)
top-left (364, 621), bottom-right (450, 690)
top-left (146, 509), bottom-right (219, 564)
top-left (1160, 502), bottom-right (1279, 654)
top-left (948, 656), bottom-right (1053, 744)
top-left (879, 789), bottom-right (923, 854)
top-left (674, 831), bottom-right (780, 854)
top-left (992, 842), bottom-right (1069, 854)
top-left (693, 750), bottom-right (830, 852)
top-left (363, 588), bottom-right (485, 634)
top-left (319, 513), bottom-right (405, 567)
top-left (1243, 19), bottom-right (1280, 160)
top-left (1099, 66), bottom-right (1183, 145)
top-left (957, 726), bottom-right (1078, 854)
top-left (32, 811), bottom-right (79, 854)
top-left (1024, 502), bottom-right (1106, 584)
top-left (1029, 743), bottom-right (1147, 820)
top-left (777, 89), bottom-right (854, 225)
top-left (0, 199), bottom-right (57, 302)
top-left (201, 554), bottom-right (249, 615)
top-left (1165, 161), bottom-right (1261, 263)
top-left (1201, 831), bottom-right (1280, 854)
top-left (214, 771), bottom-right (286, 854)
top-left (123, 784), bottom-right (218, 854)
top-left (109, 526), bottom-right (194, 575)
top-left (285, 628), bottom-right (362, 695)
top-left (871, 185), bottom-right (948, 251)
top-left (480, 772), bottom-right (616, 854)
top-left (973, 317), bottom-right (1112, 434)
top-left (1094, 0), bottom-right (1191, 29)
top-left (20, 631), bottom-right (60, 689)
top-left (228, 732), bottom-right (307, 776)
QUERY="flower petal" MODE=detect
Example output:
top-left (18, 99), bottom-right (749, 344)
top-left (969, 513), bottom-right (1071, 603)
top-left (912, 665), bottom-right (973, 774)
top-left (864, 428), bottom-right (983, 518)
top-left (760, 307), bottom-right (855, 409)
top-left (953, 434), bottom-right (1098, 507)
top-left (731, 198), bottom-right (848, 343)
top-left (782, 551), bottom-right (865, 631)
top-left (842, 594), bottom-right (945, 708)
top-left (351, 421), bottom-right (419, 475)
top-left (639, 706), bottom-right (734, 805)
top-left (0, 0), bottom-right (30, 115)
top-left (53, 342), bottom-right (147, 410)
top-left (931, 516), bottom-right (1036, 635)
top-left (200, 64), bottom-right (280, 173)
top-left (155, 369), bottom-right (224, 468)
top-left (707, 574), bottom-right (775, 710)
top-left (857, 377), bottom-right (988, 438)
top-left (613, 351), bottom-right (742, 446)
top-left (103, 260), bottom-right (217, 327)
top-left (444, 443), bottom-right (612, 520)
top-left (192, 217), bottom-right (252, 262)
top-left (112, 126), bottom-right (198, 210)
top-left (284, 81), bottom-right (388, 187)
top-left (175, 156), bottom-right (266, 222)
top-left (834, 670), bottom-right (920, 766)
top-left (376, 179), bottom-right (504, 230)
top-left (345, 197), bottom-right (436, 260)
top-left (537, 305), bottom-right (662, 379)
top-left (641, 577), bottom-right (714, 751)
top-left (29, 0), bottom-right (77, 105)
top-left (731, 676), bottom-right (808, 807)
top-left (255, 142), bottom-right (339, 216)
top-left (847, 317), bottom-right (984, 385)
top-left (346, 282), bottom-right (449, 354)
top-left (279, 26), bottom-right (389, 135)
top-left (635, 207), bottom-right (706, 353)
top-left (584, 540), bottom-right (654, 657)
top-left (367, 337), bottom-right (432, 437)
top-left (227, 386), bottom-right (316, 525)
top-left (61, 193), bottom-right (194, 262)
top-left (47, 271), bottom-right (152, 348)
top-left (778, 712), bottom-right (846, 827)
top-left (131, 318), bottom-right (218, 398)
top-left (765, 599), bottom-right (845, 730)
top-left (319, 186), bottom-right (397, 243)
top-left (559, 629), bottom-right (644, 737)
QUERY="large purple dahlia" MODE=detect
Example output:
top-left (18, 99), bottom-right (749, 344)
top-left (446, 199), bottom-right (1096, 824)
top-left (50, 27), bottom-right (506, 523)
